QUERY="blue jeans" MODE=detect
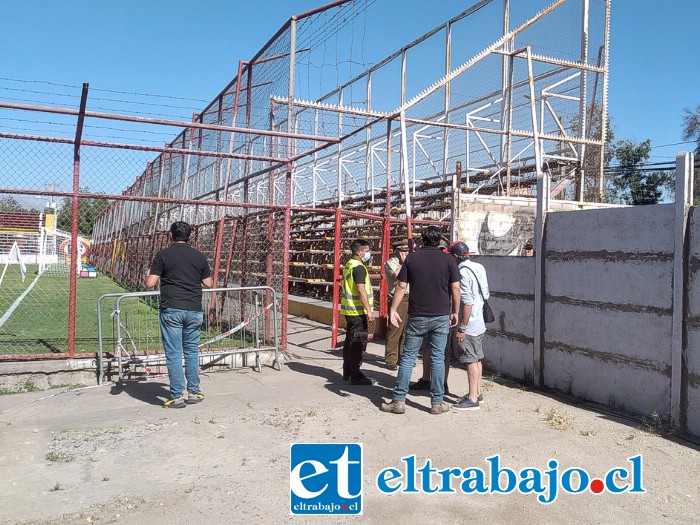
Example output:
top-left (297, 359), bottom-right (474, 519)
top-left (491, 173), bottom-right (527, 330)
top-left (393, 315), bottom-right (450, 404)
top-left (159, 308), bottom-right (203, 399)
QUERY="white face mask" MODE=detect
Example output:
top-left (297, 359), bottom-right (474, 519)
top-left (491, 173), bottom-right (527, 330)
top-left (361, 251), bottom-right (372, 263)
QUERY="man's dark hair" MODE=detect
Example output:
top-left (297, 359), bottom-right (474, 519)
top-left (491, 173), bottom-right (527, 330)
top-left (350, 238), bottom-right (370, 255)
top-left (170, 221), bottom-right (192, 242)
top-left (421, 225), bottom-right (444, 247)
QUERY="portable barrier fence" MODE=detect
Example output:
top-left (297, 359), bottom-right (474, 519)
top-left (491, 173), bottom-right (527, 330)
top-left (97, 286), bottom-right (280, 384)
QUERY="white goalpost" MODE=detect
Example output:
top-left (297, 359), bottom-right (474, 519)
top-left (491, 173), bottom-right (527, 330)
top-left (38, 227), bottom-right (74, 276)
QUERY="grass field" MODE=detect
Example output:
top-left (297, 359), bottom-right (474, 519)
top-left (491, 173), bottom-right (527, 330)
top-left (0, 264), bottom-right (266, 356)
top-left (0, 265), bottom-right (157, 355)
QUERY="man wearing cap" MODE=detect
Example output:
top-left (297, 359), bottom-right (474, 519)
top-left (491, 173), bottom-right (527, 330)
top-left (339, 238), bottom-right (375, 385)
top-left (380, 225), bottom-right (460, 415)
top-left (449, 241), bottom-right (489, 411)
top-left (384, 240), bottom-right (410, 370)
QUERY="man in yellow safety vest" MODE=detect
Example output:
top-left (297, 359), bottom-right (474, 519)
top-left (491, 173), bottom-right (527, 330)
top-left (339, 238), bottom-right (375, 385)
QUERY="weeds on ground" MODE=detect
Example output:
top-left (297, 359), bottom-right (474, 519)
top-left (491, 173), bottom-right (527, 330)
top-left (642, 411), bottom-right (674, 436)
top-left (579, 429), bottom-right (597, 437)
top-left (482, 374), bottom-right (498, 393)
top-left (543, 408), bottom-right (574, 431)
top-left (49, 482), bottom-right (63, 492)
top-left (0, 380), bottom-right (42, 395)
top-left (46, 451), bottom-right (73, 462)
top-left (24, 380), bottom-right (41, 392)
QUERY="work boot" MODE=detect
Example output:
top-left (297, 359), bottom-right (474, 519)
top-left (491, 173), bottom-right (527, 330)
top-left (430, 402), bottom-right (450, 415)
top-left (380, 400), bottom-right (406, 414)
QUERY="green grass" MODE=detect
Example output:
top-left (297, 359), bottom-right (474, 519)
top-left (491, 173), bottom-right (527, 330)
top-left (0, 264), bottom-right (270, 356)
top-left (0, 265), bottom-right (144, 355)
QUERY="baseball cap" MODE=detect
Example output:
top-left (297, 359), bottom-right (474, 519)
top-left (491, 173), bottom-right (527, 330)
top-left (443, 240), bottom-right (459, 253)
top-left (449, 241), bottom-right (473, 257)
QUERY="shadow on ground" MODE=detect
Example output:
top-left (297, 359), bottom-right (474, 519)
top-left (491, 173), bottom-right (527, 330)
top-left (285, 360), bottom-right (443, 414)
top-left (109, 380), bottom-right (171, 407)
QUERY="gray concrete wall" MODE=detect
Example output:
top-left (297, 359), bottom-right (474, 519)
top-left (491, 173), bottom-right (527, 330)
top-left (686, 208), bottom-right (700, 435)
top-left (471, 203), bottom-right (695, 428)
top-left (473, 255), bottom-right (535, 381)
top-left (542, 205), bottom-right (675, 418)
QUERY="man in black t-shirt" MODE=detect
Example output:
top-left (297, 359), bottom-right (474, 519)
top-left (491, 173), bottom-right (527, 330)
top-left (146, 222), bottom-right (213, 408)
top-left (380, 226), bottom-right (460, 415)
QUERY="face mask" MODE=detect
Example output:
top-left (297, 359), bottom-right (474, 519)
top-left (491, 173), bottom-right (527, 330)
top-left (361, 251), bottom-right (372, 263)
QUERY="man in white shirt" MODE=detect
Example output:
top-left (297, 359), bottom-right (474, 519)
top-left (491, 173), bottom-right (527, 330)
top-left (449, 241), bottom-right (489, 411)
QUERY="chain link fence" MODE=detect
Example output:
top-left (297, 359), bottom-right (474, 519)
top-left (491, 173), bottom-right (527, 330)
top-left (0, 0), bottom-right (610, 358)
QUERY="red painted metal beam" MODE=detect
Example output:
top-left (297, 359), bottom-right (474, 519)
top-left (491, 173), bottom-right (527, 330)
top-left (67, 83), bottom-right (89, 358)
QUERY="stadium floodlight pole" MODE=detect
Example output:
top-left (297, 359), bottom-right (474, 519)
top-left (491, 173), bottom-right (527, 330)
top-left (68, 83), bottom-right (89, 357)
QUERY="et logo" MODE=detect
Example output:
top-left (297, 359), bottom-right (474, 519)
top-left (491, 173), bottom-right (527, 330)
top-left (290, 443), bottom-right (363, 515)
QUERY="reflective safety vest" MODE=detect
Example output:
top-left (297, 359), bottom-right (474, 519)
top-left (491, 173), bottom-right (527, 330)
top-left (339, 258), bottom-right (374, 316)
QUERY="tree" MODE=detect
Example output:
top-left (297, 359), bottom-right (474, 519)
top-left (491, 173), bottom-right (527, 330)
top-left (608, 139), bottom-right (673, 205)
top-left (0, 196), bottom-right (24, 212)
top-left (56, 188), bottom-right (110, 237)
top-left (682, 104), bottom-right (700, 156)
top-left (0, 196), bottom-right (39, 213)
top-left (681, 105), bottom-right (700, 204)
top-left (571, 102), bottom-right (615, 202)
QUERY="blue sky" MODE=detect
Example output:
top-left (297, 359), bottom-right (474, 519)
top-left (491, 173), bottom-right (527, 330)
top-left (1, 0), bottom-right (698, 165)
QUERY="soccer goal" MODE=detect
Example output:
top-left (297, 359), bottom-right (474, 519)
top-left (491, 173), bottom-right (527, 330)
top-left (38, 227), bottom-right (71, 276)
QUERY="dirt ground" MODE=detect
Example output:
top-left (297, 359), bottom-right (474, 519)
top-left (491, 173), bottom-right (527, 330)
top-left (1, 316), bottom-right (699, 525)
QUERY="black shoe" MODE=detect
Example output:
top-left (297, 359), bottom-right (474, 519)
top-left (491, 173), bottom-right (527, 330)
top-left (386, 364), bottom-right (397, 371)
top-left (350, 374), bottom-right (374, 386)
top-left (409, 378), bottom-right (431, 390)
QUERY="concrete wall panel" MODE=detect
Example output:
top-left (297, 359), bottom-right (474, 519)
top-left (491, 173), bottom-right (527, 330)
top-left (484, 335), bottom-right (533, 382)
top-left (546, 205), bottom-right (675, 254)
top-left (688, 270), bottom-right (700, 320)
top-left (473, 255), bottom-right (534, 296)
top-left (545, 259), bottom-right (673, 309)
top-left (687, 386), bottom-right (700, 436)
top-left (688, 207), bottom-right (700, 258)
top-left (687, 330), bottom-right (700, 377)
top-left (545, 302), bottom-right (672, 365)
top-left (489, 297), bottom-right (534, 339)
top-left (543, 347), bottom-right (671, 418)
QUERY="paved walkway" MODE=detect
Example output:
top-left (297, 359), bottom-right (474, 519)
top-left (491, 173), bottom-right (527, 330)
top-left (0, 316), bottom-right (698, 524)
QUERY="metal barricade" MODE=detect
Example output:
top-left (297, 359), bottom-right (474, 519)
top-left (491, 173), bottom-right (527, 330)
top-left (96, 286), bottom-right (280, 384)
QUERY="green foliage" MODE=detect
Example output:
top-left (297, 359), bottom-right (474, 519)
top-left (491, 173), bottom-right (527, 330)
top-left (570, 102), bottom-right (615, 201)
top-left (56, 188), bottom-right (110, 237)
top-left (682, 104), bottom-right (700, 156)
top-left (608, 139), bottom-right (673, 205)
top-left (0, 196), bottom-right (38, 213)
top-left (681, 105), bottom-right (700, 204)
